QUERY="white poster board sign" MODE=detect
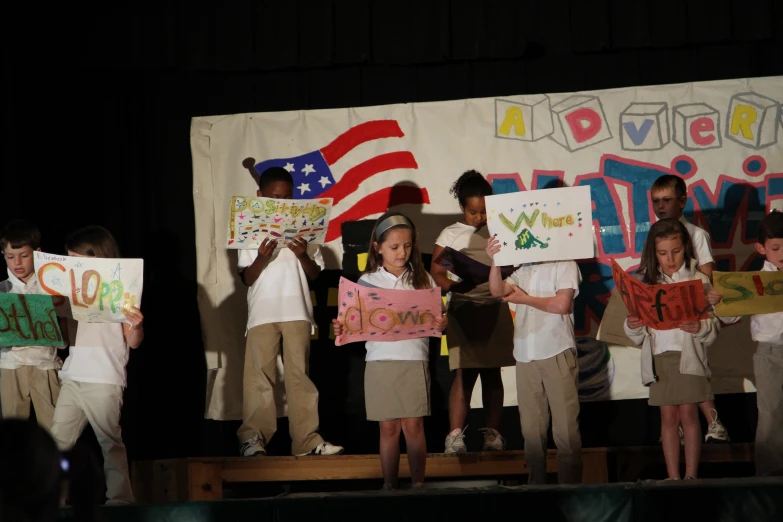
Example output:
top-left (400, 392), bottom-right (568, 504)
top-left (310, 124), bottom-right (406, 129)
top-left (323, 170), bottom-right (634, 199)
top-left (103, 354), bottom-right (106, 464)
top-left (34, 252), bottom-right (144, 323)
top-left (227, 196), bottom-right (333, 249)
top-left (485, 185), bottom-right (594, 266)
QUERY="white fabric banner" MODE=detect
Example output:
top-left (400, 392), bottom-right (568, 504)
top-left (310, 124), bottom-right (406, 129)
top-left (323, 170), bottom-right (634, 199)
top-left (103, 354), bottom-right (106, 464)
top-left (192, 77), bottom-right (783, 420)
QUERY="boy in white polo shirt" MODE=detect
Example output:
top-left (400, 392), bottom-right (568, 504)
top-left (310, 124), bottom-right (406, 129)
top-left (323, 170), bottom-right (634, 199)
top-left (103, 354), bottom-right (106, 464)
top-left (709, 211), bottom-right (783, 475)
top-left (236, 166), bottom-right (343, 457)
top-left (487, 236), bottom-right (583, 484)
top-left (651, 174), bottom-right (730, 443)
top-left (0, 219), bottom-right (65, 432)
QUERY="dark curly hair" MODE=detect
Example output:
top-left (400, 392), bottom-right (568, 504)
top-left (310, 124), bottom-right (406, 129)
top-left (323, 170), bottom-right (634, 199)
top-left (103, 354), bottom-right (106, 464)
top-left (449, 170), bottom-right (492, 207)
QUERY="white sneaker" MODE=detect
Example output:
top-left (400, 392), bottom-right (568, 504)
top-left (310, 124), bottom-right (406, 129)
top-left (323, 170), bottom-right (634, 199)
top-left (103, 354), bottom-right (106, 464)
top-left (296, 441), bottom-right (345, 456)
top-left (240, 435), bottom-right (266, 457)
top-left (479, 428), bottom-right (506, 451)
top-left (444, 427), bottom-right (468, 454)
top-left (705, 409), bottom-right (730, 443)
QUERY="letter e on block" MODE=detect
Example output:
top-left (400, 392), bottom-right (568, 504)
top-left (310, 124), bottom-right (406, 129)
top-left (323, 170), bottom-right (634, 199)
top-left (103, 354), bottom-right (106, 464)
top-left (725, 92), bottom-right (780, 149)
top-left (672, 104), bottom-right (721, 151)
top-left (620, 102), bottom-right (670, 151)
top-left (495, 95), bottom-right (554, 142)
top-left (549, 95), bottom-right (612, 152)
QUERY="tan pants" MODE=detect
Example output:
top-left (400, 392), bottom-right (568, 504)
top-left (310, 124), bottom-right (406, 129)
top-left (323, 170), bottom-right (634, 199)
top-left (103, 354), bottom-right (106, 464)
top-left (237, 321), bottom-right (324, 455)
top-left (50, 378), bottom-right (134, 504)
top-left (516, 349), bottom-right (582, 485)
top-left (754, 342), bottom-right (783, 477)
top-left (0, 366), bottom-right (61, 432)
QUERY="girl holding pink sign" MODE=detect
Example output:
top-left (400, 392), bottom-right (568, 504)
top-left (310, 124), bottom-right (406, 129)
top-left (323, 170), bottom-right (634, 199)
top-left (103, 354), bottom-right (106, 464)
top-left (332, 212), bottom-right (447, 491)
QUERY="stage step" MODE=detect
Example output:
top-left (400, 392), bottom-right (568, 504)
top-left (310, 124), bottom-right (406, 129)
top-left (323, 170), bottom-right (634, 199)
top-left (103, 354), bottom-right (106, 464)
top-left (132, 444), bottom-right (754, 503)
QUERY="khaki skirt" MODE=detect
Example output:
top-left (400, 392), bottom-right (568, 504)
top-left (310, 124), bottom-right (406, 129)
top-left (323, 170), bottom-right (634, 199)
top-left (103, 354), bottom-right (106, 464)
top-left (446, 290), bottom-right (516, 370)
top-left (364, 360), bottom-right (431, 421)
top-left (649, 351), bottom-right (714, 406)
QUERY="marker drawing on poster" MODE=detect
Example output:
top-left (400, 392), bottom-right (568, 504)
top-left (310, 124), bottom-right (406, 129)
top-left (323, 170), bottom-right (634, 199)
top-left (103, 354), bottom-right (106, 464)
top-left (34, 252), bottom-right (144, 324)
top-left (227, 196), bottom-right (333, 249)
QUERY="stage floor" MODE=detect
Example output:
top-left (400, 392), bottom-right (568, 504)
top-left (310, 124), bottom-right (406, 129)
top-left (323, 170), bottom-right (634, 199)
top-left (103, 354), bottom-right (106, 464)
top-left (63, 477), bottom-right (783, 522)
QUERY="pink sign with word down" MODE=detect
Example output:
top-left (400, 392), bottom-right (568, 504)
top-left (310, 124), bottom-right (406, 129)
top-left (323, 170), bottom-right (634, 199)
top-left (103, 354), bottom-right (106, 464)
top-left (334, 277), bottom-right (443, 346)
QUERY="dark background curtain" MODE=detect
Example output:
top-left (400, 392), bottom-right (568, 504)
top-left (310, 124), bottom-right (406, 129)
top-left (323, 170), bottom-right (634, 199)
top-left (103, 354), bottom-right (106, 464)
top-left (2, 1), bottom-right (781, 466)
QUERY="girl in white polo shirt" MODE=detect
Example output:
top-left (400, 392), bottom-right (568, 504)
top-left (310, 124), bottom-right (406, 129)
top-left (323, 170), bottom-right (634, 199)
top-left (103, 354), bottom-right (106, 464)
top-left (624, 218), bottom-right (719, 481)
top-left (333, 212), bottom-right (447, 490)
top-left (50, 226), bottom-right (144, 504)
top-left (431, 170), bottom-right (514, 454)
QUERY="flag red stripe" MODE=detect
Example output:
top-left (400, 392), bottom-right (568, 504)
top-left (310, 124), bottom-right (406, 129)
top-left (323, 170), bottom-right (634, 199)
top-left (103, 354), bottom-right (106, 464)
top-left (319, 120), bottom-right (405, 165)
top-left (320, 152), bottom-right (418, 205)
top-left (325, 186), bottom-right (430, 243)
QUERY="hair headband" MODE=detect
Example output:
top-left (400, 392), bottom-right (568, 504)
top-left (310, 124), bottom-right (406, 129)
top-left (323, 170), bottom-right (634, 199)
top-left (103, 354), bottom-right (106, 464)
top-left (375, 215), bottom-right (412, 241)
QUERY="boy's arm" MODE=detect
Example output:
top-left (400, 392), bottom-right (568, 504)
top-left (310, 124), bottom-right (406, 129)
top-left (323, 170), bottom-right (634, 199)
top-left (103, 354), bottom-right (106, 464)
top-left (503, 261), bottom-right (580, 315)
top-left (505, 287), bottom-right (575, 315)
top-left (487, 237), bottom-right (514, 297)
top-left (122, 306), bottom-right (144, 349)
top-left (241, 239), bottom-right (277, 286)
top-left (289, 239), bottom-right (322, 281)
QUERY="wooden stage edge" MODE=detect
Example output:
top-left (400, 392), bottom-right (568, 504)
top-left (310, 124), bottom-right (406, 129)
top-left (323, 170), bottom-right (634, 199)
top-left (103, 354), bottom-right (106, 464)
top-left (132, 443), bottom-right (755, 503)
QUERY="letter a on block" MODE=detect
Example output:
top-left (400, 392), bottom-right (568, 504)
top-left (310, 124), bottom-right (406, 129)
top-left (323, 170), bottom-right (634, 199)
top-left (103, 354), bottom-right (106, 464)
top-left (498, 106), bottom-right (526, 137)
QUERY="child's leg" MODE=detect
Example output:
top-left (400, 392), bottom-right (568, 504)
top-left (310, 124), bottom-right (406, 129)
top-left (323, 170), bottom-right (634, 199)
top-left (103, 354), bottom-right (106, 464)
top-left (515, 361), bottom-right (550, 485)
top-left (478, 368), bottom-right (504, 430)
top-left (401, 417), bottom-right (427, 485)
top-left (81, 382), bottom-right (134, 504)
top-left (679, 403), bottom-right (701, 478)
top-left (0, 367), bottom-right (33, 421)
top-left (280, 321), bottom-right (325, 455)
top-left (379, 419), bottom-right (402, 488)
top-left (540, 350), bottom-right (582, 484)
top-left (753, 343), bottom-right (783, 476)
top-left (660, 405), bottom-right (681, 479)
top-left (237, 323), bottom-right (282, 448)
top-left (448, 368), bottom-right (479, 431)
top-left (29, 368), bottom-right (61, 433)
top-left (50, 378), bottom-right (88, 452)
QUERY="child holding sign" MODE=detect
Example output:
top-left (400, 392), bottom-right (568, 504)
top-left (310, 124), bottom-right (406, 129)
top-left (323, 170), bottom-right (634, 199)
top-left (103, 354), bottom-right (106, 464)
top-left (237, 166), bottom-right (343, 458)
top-left (487, 235), bottom-right (583, 485)
top-left (333, 212), bottom-right (447, 490)
top-left (651, 174), bottom-right (729, 443)
top-left (624, 218), bottom-right (719, 480)
top-left (50, 226), bottom-right (144, 504)
top-left (708, 211), bottom-right (783, 476)
top-left (431, 170), bottom-right (514, 454)
top-left (0, 220), bottom-right (65, 432)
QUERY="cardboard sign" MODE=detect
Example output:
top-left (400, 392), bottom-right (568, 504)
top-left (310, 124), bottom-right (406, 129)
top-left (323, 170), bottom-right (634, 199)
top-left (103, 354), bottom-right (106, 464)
top-left (34, 252), bottom-right (144, 323)
top-left (485, 185), bottom-right (594, 266)
top-left (0, 294), bottom-right (64, 347)
top-left (713, 270), bottom-right (783, 317)
top-left (227, 196), bottom-right (333, 249)
top-left (433, 246), bottom-right (516, 287)
top-left (335, 277), bottom-right (443, 346)
top-left (611, 260), bottom-right (709, 330)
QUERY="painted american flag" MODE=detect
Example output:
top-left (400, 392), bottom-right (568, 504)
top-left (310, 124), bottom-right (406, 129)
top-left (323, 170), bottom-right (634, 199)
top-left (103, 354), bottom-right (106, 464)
top-left (243, 120), bottom-right (430, 243)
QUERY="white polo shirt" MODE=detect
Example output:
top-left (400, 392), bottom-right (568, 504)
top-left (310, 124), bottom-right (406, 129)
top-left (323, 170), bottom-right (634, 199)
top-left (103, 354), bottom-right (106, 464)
top-left (679, 216), bottom-right (714, 267)
top-left (359, 267), bottom-right (438, 362)
top-left (59, 322), bottom-right (128, 387)
top-left (0, 270), bottom-right (61, 370)
top-left (505, 261), bottom-right (581, 363)
top-left (751, 261), bottom-right (783, 344)
top-left (238, 245), bottom-right (324, 333)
